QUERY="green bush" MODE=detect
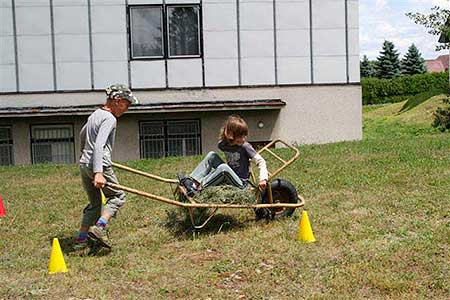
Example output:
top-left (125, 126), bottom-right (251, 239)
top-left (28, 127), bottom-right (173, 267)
top-left (362, 71), bottom-right (449, 105)
top-left (432, 96), bottom-right (450, 132)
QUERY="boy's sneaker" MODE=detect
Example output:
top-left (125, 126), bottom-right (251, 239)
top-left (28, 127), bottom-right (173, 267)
top-left (88, 225), bottom-right (111, 249)
top-left (177, 173), bottom-right (199, 197)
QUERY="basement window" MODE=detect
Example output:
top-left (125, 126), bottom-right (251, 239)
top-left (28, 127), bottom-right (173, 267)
top-left (31, 124), bottom-right (75, 164)
top-left (140, 120), bottom-right (201, 158)
top-left (0, 126), bottom-right (14, 166)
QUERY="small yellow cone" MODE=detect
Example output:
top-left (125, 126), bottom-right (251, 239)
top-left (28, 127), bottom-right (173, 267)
top-left (101, 190), bottom-right (106, 205)
top-left (48, 238), bottom-right (68, 274)
top-left (298, 210), bottom-right (316, 243)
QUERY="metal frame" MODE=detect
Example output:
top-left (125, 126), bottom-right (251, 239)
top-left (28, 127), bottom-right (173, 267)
top-left (0, 125), bottom-right (14, 166)
top-left (107, 139), bottom-right (305, 228)
top-left (30, 123), bottom-right (75, 164)
top-left (139, 118), bottom-right (202, 159)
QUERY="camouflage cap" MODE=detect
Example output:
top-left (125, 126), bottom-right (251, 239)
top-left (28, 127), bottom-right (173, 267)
top-left (105, 84), bottom-right (139, 105)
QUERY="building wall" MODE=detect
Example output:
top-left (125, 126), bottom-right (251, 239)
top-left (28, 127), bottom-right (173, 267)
top-left (1, 0), bottom-right (359, 93)
top-left (1, 84), bottom-right (361, 165)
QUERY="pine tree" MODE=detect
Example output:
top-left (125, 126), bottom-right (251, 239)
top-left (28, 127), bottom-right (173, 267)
top-left (360, 55), bottom-right (376, 78)
top-left (401, 44), bottom-right (426, 75)
top-left (376, 40), bottom-right (401, 79)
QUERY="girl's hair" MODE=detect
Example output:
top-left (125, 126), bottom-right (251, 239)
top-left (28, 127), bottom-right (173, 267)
top-left (220, 115), bottom-right (249, 143)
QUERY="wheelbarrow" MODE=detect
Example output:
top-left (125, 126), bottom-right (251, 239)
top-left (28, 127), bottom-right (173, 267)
top-left (106, 139), bottom-right (305, 229)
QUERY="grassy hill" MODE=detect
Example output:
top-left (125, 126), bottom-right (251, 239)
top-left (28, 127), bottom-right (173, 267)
top-left (1, 95), bottom-right (449, 299)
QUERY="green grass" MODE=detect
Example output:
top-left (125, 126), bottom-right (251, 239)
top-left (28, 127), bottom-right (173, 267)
top-left (1, 95), bottom-right (450, 299)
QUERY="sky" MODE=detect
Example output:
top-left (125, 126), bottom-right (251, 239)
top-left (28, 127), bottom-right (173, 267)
top-left (359, 0), bottom-right (449, 60)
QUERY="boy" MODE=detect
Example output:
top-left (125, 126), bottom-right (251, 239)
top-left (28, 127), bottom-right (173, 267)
top-left (74, 84), bottom-right (138, 250)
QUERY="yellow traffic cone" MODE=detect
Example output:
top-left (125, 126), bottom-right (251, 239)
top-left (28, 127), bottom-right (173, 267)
top-left (101, 190), bottom-right (106, 205)
top-left (298, 210), bottom-right (316, 243)
top-left (48, 238), bottom-right (68, 274)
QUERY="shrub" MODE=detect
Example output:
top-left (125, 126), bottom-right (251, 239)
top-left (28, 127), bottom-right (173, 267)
top-left (362, 71), bottom-right (449, 105)
top-left (432, 95), bottom-right (450, 132)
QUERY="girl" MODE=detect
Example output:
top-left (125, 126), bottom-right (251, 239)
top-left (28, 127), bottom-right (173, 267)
top-left (178, 115), bottom-right (268, 196)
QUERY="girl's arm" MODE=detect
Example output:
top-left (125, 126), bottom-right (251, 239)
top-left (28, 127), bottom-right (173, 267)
top-left (252, 153), bottom-right (268, 190)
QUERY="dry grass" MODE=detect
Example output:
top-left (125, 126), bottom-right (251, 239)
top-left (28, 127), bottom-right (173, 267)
top-left (1, 97), bottom-right (449, 299)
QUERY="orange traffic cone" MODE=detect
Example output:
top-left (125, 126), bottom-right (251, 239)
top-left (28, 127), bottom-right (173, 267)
top-left (298, 210), bottom-right (316, 243)
top-left (0, 195), bottom-right (5, 217)
top-left (48, 238), bottom-right (68, 274)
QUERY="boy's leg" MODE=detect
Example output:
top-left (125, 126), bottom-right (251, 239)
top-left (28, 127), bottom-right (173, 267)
top-left (88, 166), bottom-right (125, 249)
top-left (201, 164), bottom-right (246, 189)
top-left (101, 166), bottom-right (126, 219)
top-left (76, 165), bottom-right (102, 249)
top-left (79, 165), bottom-right (103, 231)
top-left (189, 152), bottom-right (224, 183)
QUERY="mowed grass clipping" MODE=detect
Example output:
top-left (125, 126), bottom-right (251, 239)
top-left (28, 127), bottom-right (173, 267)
top-left (1, 96), bottom-right (450, 299)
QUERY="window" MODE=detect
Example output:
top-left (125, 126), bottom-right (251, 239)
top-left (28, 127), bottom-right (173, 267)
top-left (167, 6), bottom-right (200, 57)
top-left (140, 120), bottom-right (201, 159)
top-left (130, 6), bottom-right (164, 58)
top-left (0, 126), bottom-right (13, 166)
top-left (129, 5), bottom-right (201, 59)
top-left (31, 125), bottom-right (75, 164)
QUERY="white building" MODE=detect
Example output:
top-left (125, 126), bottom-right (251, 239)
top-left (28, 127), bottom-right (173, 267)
top-left (0, 0), bottom-right (361, 165)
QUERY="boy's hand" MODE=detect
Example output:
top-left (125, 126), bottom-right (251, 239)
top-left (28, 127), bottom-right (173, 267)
top-left (94, 172), bottom-right (106, 188)
top-left (258, 179), bottom-right (267, 191)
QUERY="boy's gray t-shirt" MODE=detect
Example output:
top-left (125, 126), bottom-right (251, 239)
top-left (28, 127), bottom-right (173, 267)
top-left (79, 108), bottom-right (117, 173)
top-left (218, 140), bottom-right (257, 180)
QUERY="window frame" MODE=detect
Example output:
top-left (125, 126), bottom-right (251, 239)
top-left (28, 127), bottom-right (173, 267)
top-left (0, 125), bottom-right (14, 166)
top-left (166, 4), bottom-right (202, 59)
top-left (30, 123), bottom-right (76, 165)
top-left (139, 119), bottom-right (202, 159)
top-left (129, 5), bottom-right (165, 60)
top-left (128, 4), bottom-right (202, 61)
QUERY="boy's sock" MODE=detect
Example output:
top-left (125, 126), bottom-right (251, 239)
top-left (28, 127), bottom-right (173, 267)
top-left (75, 232), bottom-right (88, 243)
top-left (96, 217), bottom-right (108, 228)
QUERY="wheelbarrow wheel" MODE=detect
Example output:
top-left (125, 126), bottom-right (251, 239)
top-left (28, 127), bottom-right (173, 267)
top-left (255, 179), bottom-right (298, 220)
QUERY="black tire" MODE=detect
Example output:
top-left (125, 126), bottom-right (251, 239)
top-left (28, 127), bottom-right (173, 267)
top-left (255, 179), bottom-right (298, 220)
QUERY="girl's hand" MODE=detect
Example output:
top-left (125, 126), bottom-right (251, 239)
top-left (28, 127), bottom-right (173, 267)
top-left (258, 179), bottom-right (267, 191)
top-left (94, 172), bottom-right (106, 188)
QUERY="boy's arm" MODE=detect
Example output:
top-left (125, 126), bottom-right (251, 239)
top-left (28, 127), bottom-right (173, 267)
top-left (92, 117), bottom-right (116, 187)
top-left (79, 124), bottom-right (87, 152)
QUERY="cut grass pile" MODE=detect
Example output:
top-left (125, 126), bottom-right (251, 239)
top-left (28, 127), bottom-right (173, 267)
top-left (0, 94), bottom-right (449, 299)
top-left (193, 185), bottom-right (257, 204)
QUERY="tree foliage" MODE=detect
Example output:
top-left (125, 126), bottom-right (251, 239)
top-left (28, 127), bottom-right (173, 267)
top-left (401, 44), bottom-right (426, 75)
top-left (406, 5), bottom-right (450, 51)
top-left (376, 40), bottom-right (401, 79)
top-left (360, 55), bottom-right (376, 78)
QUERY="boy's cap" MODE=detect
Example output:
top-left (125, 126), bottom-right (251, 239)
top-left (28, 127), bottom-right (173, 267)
top-left (105, 84), bottom-right (139, 104)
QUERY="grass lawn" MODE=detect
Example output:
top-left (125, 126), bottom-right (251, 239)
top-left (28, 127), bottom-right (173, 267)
top-left (1, 96), bottom-right (449, 299)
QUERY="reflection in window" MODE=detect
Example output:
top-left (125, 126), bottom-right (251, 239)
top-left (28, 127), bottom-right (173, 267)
top-left (167, 6), bottom-right (200, 57)
top-left (130, 7), bottom-right (163, 58)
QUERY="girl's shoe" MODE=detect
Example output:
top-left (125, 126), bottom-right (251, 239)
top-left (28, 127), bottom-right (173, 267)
top-left (177, 173), bottom-right (199, 197)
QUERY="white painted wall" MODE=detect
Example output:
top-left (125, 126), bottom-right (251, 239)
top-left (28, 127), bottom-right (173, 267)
top-left (203, 0), bottom-right (239, 86)
top-left (0, 0), bottom-right (359, 92)
top-left (53, 1), bottom-right (91, 90)
top-left (348, 0), bottom-right (360, 83)
top-left (276, 0), bottom-right (311, 84)
top-left (312, 0), bottom-right (347, 83)
top-left (0, 1), bottom-right (16, 92)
